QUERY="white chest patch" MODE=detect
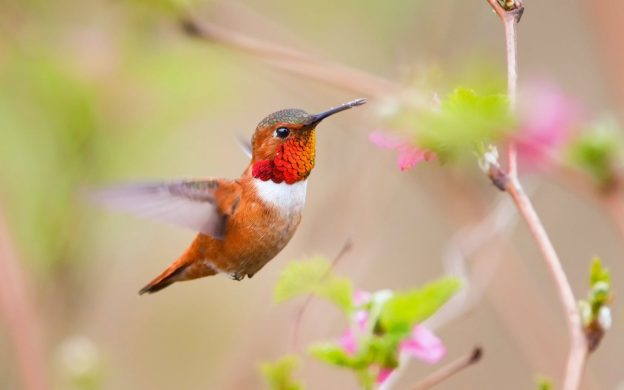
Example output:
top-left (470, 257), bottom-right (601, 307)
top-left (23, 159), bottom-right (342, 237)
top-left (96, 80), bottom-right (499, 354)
top-left (253, 179), bottom-right (307, 214)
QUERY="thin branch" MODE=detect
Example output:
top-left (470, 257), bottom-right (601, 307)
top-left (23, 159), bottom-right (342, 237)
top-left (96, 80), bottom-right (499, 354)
top-left (291, 239), bottom-right (353, 350)
top-left (502, 8), bottom-right (521, 109)
top-left (425, 198), bottom-right (516, 330)
top-left (504, 14), bottom-right (519, 176)
top-left (180, 17), bottom-right (405, 100)
top-left (550, 157), bottom-right (624, 228)
top-left (389, 196), bottom-right (514, 389)
top-left (411, 347), bottom-right (483, 390)
top-left (508, 133), bottom-right (624, 242)
top-left (485, 1), bottom-right (587, 389)
top-left (486, 0), bottom-right (523, 175)
top-left (0, 209), bottom-right (48, 390)
top-left (504, 182), bottom-right (587, 388)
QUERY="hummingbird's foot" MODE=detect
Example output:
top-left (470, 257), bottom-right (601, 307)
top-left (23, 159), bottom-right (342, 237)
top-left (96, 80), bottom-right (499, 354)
top-left (229, 272), bottom-right (245, 281)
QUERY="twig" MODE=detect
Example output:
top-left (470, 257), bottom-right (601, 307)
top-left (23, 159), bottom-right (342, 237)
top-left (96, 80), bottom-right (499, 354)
top-left (386, 196), bottom-right (515, 389)
top-left (411, 347), bottom-right (483, 390)
top-left (0, 209), bottom-right (48, 390)
top-left (486, 0), bottom-right (523, 174)
top-left (504, 12), bottom-right (519, 176)
top-left (425, 198), bottom-right (516, 330)
top-left (485, 1), bottom-right (587, 389)
top-left (549, 157), bottom-right (624, 241)
top-left (291, 239), bottom-right (353, 350)
top-left (509, 133), bottom-right (624, 245)
top-left (180, 17), bottom-right (405, 100)
top-left (426, 171), bottom-right (602, 389)
top-left (504, 182), bottom-right (587, 390)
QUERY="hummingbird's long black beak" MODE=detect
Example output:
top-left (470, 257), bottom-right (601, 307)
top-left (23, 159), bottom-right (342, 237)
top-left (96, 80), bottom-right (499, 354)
top-left (304, 98), bottom-right (367, 128)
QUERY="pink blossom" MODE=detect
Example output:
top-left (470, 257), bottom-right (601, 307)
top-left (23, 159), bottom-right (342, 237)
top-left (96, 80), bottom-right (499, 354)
top-left (369, 131), bottom-right (435, 171)
top-left (354, 290), bottom-right (372, 307)
top-left (375, 326), bottom-right (446, 385)
top-left (338, 291), bottom-right (372, 356)
top-left (338, 289), bottom-right (446, 384)
top-left (400, 325), bottom-right (446, 364)
top-left (339, 329), bottom-right (358, 355)
top-left (515, 84), bottom-right (580, 168)
top-left (376, 367), bottom-right (394, 385)
top-left (355, 310), bottom-right (369, 329)
top-left (339, 310), bottom-right (369, 356)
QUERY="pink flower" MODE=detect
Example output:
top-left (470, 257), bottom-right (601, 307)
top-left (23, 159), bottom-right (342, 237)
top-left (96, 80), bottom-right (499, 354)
top-left (369, 131), bottom-right (436, 171)
top-left (338, 289), bottom-right (446, 385)
top-left (400, 325), bottom-right (446, 364)
top-left (339, 309), bottom-right (369, 356)
top-left (376, 367), bottom-right (394, 385)
top-left (515, 84), bottom-right (580, 168)
top-left (354, 310), bottom-right (369, 329)
top-left (375, 325), bottom-right (446, 386)
top-left (339, 329), bottom-right (358, 355)
top-left (354, 290), bottom-right (372, 307)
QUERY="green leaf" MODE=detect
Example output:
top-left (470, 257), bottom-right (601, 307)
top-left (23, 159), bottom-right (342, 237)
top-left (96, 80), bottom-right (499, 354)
top-left (274, 257), bottom-right (330, 302)
top-left (414, 87), bottom-right (514, 162)
top-left (536, 375), bottom-right (553, 390)
top-left (260, 356), bottom-right (304, 390)
top-left (274, 257), bottom-right (353, 313)
top-left (365, 334), bottom-right (401, 368)
top-left (587, 257), bottom-right (612, 317)
top-left (380, 277), bottom-right (461, 334)
top-left (568, 120), bottom-right (622, 188)
top-left (315, 277), bottom-right (354, 313)
top-left (309, 343), bottom-right (360, 368)
top-left (589, 257), bottom-right (610, 286)
top-left (355, 369), bottom-right (375, 390)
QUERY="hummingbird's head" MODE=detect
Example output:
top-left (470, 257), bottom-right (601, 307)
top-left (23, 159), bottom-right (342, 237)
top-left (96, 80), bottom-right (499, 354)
top-left (251, 98), bottom-right (366, 184)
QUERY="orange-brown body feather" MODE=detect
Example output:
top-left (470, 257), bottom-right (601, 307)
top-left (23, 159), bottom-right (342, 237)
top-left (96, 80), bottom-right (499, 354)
top-left (139, 171), bottom-right (302, 294)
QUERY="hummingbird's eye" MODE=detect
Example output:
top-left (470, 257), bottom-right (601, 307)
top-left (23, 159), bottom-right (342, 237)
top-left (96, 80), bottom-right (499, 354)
top-left (275, 127), bottom-right (290, 139)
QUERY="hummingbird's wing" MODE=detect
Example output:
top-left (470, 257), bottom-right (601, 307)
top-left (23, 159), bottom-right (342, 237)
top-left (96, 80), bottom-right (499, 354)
top-left (235, 136), bottom-right (252, 159)
top-left (93, 179), bottom-right (240, 239)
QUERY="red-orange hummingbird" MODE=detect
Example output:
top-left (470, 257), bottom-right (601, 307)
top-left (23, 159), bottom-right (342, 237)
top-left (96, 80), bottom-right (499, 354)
top-left (97, 98), bottom-right (366, 294)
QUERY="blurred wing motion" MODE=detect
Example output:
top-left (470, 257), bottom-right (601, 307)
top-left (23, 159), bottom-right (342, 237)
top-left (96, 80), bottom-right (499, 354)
top-left (93, 179), bottom-right (235, 238)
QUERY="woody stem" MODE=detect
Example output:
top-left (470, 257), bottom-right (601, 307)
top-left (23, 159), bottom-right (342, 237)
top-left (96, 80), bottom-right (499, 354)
top-left (484, 1), bottom-right (587, 389)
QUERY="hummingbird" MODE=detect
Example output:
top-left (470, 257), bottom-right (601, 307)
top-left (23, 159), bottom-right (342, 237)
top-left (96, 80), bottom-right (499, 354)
top-left (97, 98), bottom-right (366, 294)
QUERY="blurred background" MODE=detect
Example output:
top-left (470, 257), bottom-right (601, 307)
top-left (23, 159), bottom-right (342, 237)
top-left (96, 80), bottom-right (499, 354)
top-left (0, 0), bottom-right (623, 389)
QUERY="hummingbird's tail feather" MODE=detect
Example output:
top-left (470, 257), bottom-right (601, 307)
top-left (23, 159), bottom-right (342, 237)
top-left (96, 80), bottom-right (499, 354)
top-left (139, 235), bottom-right (219, 295)
top-left (139, 278), bottom-right (173, 294)
top-left (139, 262), bottom-right (189, 295)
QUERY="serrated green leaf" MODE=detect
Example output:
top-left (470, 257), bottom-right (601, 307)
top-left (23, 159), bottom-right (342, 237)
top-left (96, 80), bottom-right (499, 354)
top-left (414, 87), bottom-right (514, 162)
top-left (315, 277), bottom-right (354, 313)
top-left (379, 277), bottom-right (461, 334)
top-left (274, 257), bottom-right (331, 303)
top-left (260, 356), bottom-right (304, 390)
top-left (274, 257), bottom-right (353, 313)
